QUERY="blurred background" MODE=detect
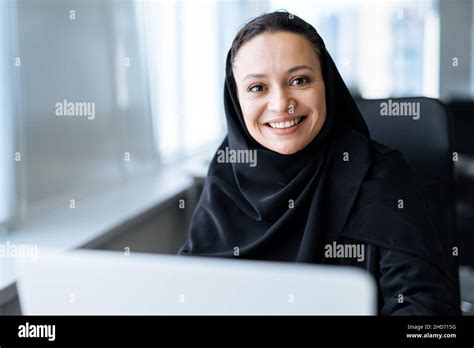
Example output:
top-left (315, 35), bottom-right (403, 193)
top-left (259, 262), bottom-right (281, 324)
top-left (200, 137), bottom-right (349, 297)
top-left (0, 0), bottom-right (473, 314)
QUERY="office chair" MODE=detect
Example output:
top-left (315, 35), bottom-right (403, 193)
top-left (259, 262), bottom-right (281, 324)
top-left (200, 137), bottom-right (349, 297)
top-left (447, 100), bottom-right (474, 156)
top-left (355, 97), bottom-right (460, 295)
top-left (447, 100), bottom-right (474, 266)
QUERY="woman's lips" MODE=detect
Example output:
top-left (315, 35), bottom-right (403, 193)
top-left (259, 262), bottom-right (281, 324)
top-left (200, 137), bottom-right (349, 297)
top-left (263, 115), bottom-right (308, 135)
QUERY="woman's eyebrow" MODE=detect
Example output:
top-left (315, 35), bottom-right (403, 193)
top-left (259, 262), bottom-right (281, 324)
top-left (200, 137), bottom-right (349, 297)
top-left (242, 65), bottom-right (315, 82)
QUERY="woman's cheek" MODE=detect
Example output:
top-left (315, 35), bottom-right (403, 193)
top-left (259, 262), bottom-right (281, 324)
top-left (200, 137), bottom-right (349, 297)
top-left (243, 105), bottom-right (261, 131)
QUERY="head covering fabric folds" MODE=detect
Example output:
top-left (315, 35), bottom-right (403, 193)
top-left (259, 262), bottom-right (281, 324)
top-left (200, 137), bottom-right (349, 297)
top-left (178, 24), bottom-right (372, 261)
top-left (177, 19), bottom-right (448, 275)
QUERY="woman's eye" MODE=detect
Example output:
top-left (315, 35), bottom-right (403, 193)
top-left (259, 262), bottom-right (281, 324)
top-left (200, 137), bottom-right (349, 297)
top-left (291, 76), bottom-right (310, 86)
top-left (248, 84), bottom-right (264, 93)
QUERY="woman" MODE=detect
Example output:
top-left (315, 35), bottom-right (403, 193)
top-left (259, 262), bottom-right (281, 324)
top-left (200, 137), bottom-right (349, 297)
top-left (177, 10), bottom-right (460, 315)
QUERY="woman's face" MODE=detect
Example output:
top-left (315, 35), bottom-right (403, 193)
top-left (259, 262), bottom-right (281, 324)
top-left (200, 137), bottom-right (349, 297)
top-left (233, 31), bottom-right (326, 155)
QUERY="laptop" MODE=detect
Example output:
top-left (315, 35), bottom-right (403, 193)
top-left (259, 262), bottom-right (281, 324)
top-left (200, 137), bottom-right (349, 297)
top-left (15, 248), bottom-right (377, 315)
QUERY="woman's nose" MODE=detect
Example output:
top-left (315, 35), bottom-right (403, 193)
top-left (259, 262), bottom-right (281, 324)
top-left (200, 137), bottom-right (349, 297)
top-left (268, 88), bottom-right (294, 114)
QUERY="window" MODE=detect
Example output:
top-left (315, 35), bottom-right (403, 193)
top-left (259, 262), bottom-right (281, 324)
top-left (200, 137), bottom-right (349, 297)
top-left (269, 0), bottom-right (440, 98)
top-left (137, 0), bottom-right (226, 163)
top-left (2, 0), bottom-right (159, 226)
top-left (136, 0), bottom-right (270, 163)
top-left (0, 0), bottom-right (18, 228)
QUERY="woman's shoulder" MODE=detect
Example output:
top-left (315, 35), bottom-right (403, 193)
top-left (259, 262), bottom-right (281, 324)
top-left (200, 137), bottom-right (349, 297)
top-left (366, 140), bottom-right (417, 183)
top-left (350, 138), bottom-right (428, 219)
top-left (358, 139), bottom-right (424, 204)
top-left (329, 127), bottom-right (416, 186)
top-left (341, 138), bottom-right (446, 262)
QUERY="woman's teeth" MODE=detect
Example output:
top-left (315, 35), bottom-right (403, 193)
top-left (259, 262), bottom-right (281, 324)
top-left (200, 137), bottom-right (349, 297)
top-left (268, 116), bottom-right (303, 129)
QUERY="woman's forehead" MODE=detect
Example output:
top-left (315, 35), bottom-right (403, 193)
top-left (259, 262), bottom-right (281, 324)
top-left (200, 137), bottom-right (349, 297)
top-left (233, 32), bottom-right (320, 78)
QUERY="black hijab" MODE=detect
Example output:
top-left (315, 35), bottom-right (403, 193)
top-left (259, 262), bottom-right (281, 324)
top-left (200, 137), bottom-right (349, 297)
top-left (177, 16), bottom-right (375, 261)
top-left (177, 14), bottom-right (449, 273)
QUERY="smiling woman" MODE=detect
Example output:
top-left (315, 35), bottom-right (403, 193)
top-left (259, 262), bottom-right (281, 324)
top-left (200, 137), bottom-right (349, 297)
top-left (177, 10), bottom-right (461, 316)
top-left (232, 31), bottom-right (326, 155)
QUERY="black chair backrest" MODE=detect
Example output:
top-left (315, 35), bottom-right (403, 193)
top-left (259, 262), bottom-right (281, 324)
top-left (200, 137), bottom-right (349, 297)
top-left (447, 99), bottom-right (474, 156)
top-left (355, 97), bottom-right (458, 285)
top-left (446, 100), bottom-right (474, 266)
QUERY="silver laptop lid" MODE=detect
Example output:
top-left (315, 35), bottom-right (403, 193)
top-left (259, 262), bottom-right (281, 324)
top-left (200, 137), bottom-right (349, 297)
top-left (15, 248), bottom-right (376, 315)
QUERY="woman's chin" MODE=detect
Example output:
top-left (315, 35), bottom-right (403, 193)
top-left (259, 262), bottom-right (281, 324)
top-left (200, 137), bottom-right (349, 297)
top-left (268, 141), bottom-right (305, 155)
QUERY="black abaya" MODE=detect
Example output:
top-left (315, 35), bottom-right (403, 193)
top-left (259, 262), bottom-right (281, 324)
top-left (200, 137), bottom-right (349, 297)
top-left (177, 17), bottom-right (461, 315)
